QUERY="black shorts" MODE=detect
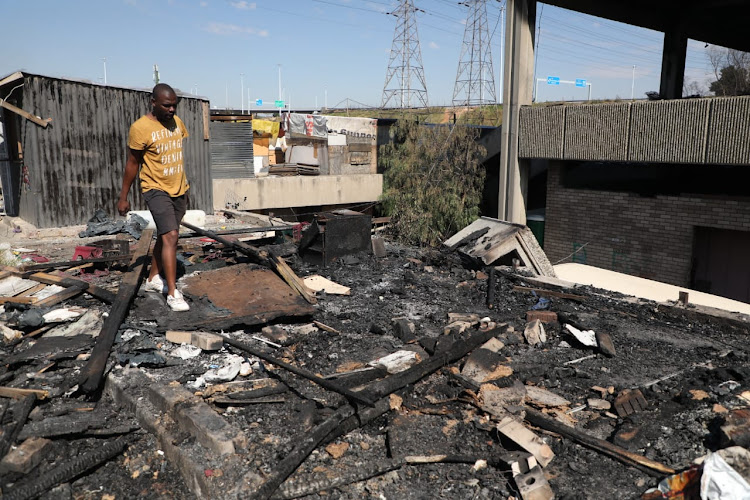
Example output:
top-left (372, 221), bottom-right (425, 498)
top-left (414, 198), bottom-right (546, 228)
top-left (143, 190), bottom-right (187, 235)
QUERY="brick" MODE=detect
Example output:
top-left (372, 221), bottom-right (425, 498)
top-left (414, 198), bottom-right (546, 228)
top-left (0, 437), bottom-right (51, 474)
top-left (191, 332), bottom-right (223, 351)
top-left (166, 330), bottom-right (193, 344)
top-left (526, 310), bottom-right (558, 324)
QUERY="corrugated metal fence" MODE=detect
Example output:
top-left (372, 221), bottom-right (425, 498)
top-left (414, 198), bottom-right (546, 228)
top-left (209, 121), bottom-right (254, 179)
top-left (16, 75), bottom-right (212, 228)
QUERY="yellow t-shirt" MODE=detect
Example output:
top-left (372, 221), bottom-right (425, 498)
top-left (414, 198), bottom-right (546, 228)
top-left (127, 115), bottom-right (190, 196)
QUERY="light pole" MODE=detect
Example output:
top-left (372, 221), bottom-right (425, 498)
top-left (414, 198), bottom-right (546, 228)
top-left (631, 65), bottom-right (636, 100)
top-left (102, 57), bottom-right (107, 85)
top-left (240, 73), bottom-right (245, 113)
top-left (277, 65), bottom-right (282, 102)
top-left (278, 65), bottom-right (282, 116)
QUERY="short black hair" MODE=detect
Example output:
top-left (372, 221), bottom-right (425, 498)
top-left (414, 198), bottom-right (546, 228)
top-left (152, 83), bottom-right (176, 100)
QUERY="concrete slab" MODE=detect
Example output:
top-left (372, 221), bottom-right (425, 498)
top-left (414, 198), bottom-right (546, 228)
top-left (555, 263), bottom-right (750, 316)
top-left (212, 173), bottom-right (383, 211)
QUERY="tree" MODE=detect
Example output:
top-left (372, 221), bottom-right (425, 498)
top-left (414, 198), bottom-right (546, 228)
top-left (379, 117), bottom-right (486, 247)
top-left (708, 47), bottom-right (750, 96)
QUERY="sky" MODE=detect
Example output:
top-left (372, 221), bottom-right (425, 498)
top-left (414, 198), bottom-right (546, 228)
top-left (1, 0), bottom-right (719, 110)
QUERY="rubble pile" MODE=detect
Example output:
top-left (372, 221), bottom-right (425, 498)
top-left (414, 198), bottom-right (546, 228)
top-left (0, 215), bottom-right (749, 499)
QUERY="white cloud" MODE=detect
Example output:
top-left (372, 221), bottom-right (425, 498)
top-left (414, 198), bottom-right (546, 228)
top-left (200, 1), bottom-right (208, 6)
top-left (230, 1), bottom-right (256, 9)
top-left (429, 41), bottom-right (439, 49)
top-left (204, 22), bottom-right (267, 37)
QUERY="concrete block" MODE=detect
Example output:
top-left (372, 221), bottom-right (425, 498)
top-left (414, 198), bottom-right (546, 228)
top-left (176, 404), bottom-right (247, 456)
top-left (0, 437), bottom-right (51, 473)
top-left (148, 383), bottom-right (197, 415)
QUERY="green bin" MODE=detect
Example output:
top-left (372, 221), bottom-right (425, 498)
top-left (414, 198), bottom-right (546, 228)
top-left (526, 214), bottom-right (545, 248)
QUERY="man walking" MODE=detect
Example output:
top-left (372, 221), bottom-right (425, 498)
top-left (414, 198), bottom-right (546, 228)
top-left (117, 83), bottom-right (190, 312)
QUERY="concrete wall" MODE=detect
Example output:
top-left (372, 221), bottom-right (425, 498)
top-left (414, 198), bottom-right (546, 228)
top-left (213, 173), bottom-right (383, 211)
top-left (519, 96), bottom-right (750, 166)
top-left (544, 162), bottom-right (750, 287)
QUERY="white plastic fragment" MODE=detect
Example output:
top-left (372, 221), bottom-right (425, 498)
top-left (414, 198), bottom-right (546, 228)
top-left (564, 324), bottom-right (598, 347)
top-left (203, 354), bottom-right (244, 383)
top-left (700, 447), bottom-right (750, 500)
top-left (42, 307), bottom-right (85, 323)
top-left (171, 344), bottom-right (202, 360)
top-left (368, 350), bottom-right (419, 374)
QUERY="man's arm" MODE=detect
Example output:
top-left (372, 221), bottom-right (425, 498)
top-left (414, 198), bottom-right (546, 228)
top-left (117, 148), bottom-right (144, 216)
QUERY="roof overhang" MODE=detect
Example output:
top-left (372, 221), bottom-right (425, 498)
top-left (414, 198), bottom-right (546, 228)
top-left (542, 0), bottom-right (750, 52)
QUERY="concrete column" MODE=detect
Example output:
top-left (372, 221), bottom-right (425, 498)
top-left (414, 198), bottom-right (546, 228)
top-left (498, 0), bottom-right (535, 224)
top-left (660, 29), bottom-right (688, 100)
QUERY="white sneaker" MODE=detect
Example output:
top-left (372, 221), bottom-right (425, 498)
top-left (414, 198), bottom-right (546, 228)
top-left (143, 274), bottom-right (166, 293)
top-left (167, 289), bottom-right (190, 312)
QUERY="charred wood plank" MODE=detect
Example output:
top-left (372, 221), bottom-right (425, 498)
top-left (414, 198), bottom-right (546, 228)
top-left (360, 325), bottom-right (506, 400)
top-left (19, 253), bottom-right (134, 272)
top-left (220, 335), bottom-right (375, 407)
top-left (249, 405), bottom-right (356, 500)
top-left (181, 221), bottom-right (316, 304)
top-left (29, 272), bottom-right (116, 304)
top-left (0, 387), bottom-right (48, 400)
top-left (17, 414), bottom-right (117, 440)
top-left (78, 229), bottom-right (154, 394)
top-left (0, 395), bottom-right (36, 461)
top-left (2, 437), bottom-right (128, 500)
top-left (523, 407), bottom-right (674, 476)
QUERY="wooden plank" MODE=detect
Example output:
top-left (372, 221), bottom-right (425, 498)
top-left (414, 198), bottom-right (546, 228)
top-left (79, 229), bottom-right (154, 394)
top-left (0, 99), bottom-right (50, 128)
top-left (29, 286), bottom-right (84, 308)
top-left (16, 283), bottom-right (47, 297)
top-left (524, 408), bottom-right (674, 476)
top-left (29, 272), bottom-right (116, 304)
top-left (0, 387), bottom-right (48, 400)
top-left (0, 296), bottom-right (37, 305)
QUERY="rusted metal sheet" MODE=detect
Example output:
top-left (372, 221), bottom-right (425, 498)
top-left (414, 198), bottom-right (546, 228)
top-left (4, 73), bottom-right (212, 228)
top-left (179, 264), bottom-right (315, 329)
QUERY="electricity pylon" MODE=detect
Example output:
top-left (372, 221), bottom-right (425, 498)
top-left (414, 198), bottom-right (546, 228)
top-left (452, 0), bottom-right (497, 106)
top-left (381, 0), bottom-right (429, 109)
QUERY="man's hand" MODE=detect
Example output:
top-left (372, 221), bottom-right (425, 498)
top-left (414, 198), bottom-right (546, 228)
top-left (117, 199), bottom-right (130, 216)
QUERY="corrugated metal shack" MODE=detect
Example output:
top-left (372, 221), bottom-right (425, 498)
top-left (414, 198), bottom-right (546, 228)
top-left (0, 71), bottom-right (212, 228)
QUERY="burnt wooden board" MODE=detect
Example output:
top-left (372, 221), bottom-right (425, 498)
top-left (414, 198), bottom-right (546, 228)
top-left (173, 264), bottom-right (315, 330)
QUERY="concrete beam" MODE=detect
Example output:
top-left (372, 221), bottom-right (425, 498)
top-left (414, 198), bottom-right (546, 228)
top-left (498, 0), bottom-right (535, 223)
top-left (660, 28), bottom-right (688, 99)
top-left (212, 174), bottom-right (383, 212)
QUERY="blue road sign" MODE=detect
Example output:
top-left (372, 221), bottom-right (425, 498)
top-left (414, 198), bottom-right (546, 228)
top-left (255, 98), bottom-right (263, 106)
top-left (547, 76), bottom-right (560, 85)
top-left (575, 79), bottom-right (587, 88)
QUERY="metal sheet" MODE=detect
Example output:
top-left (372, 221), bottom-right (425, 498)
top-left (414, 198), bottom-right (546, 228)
top-left (178, 264), bottom-right (315, 329)
top-left (8, 74), bottom-right (212, 228)
top-left (210, 121), bottom-right (254, 179)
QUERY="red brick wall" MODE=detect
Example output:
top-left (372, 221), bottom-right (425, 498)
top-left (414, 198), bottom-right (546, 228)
top-left (544, 162), bottom-right (750, 287)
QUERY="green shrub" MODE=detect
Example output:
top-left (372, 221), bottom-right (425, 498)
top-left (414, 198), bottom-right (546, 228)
top-left (379, 117), bottom-right (486, 247)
